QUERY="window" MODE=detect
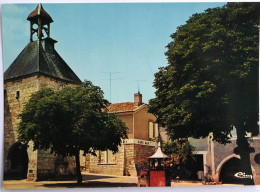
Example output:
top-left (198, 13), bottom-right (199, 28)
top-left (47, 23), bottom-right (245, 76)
top-left (100, 150), bottom-right (115, 164)
top-left (16, 91), bottom-right (20, 99)
top-left (149, 122), bottom-right (154, 139)
top-left (149, 122), bottom-right (159, 139)
top-left (154, 123), bottom-right (159, 138)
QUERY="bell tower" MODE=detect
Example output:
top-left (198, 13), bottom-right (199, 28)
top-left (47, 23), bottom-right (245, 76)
top-left (27, 3), bottom-right (53, 41)
top-left (4, 3), bottom-right (81, 181)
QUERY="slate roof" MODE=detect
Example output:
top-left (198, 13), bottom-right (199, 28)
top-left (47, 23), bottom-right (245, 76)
top-left (108, 102), bottom-right (146, 113)
top-left (4, 39), bottom-right (82, 84)
top-left (27, 3), bottom-right (53, 24)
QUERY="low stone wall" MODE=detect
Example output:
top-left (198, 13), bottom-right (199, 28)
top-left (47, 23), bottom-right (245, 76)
top-left (26, 144), bottom-right (76, 181)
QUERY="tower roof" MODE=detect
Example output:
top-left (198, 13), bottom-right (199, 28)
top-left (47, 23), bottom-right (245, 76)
top-left (27, 3), bottom-right (53, 24)
top-left (4, 39), bottom-right (82, 84)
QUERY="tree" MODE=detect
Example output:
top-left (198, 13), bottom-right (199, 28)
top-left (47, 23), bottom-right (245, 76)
top-left (162, 139), bottom-right (195, 165)
top-left (18, 80), bottom-right (128, 184)
top-left (149, 3), bottom-right (259, 185)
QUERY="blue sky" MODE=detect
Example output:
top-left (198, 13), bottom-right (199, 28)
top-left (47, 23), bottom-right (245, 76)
top-left (2, 2), bottom-right (226, 103)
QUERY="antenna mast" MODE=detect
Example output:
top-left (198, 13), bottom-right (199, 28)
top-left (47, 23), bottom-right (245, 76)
top-left (137, 80), bottom-right (145, 93)
top-left (103, 72), bottom-right (121, 103)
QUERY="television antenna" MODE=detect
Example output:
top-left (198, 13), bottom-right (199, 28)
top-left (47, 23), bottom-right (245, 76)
top-left (137, 80), bottom-right (146, 93)
top-left (102, 72), bottom-right (122, 103)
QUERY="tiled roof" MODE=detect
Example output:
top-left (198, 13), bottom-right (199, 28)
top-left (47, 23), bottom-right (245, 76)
top-left (27, 4), bottom-right (53, 24)
top-left (4, 39), bottom-right (82, 84)
top-left (108, 102), bottom-right (145, 113)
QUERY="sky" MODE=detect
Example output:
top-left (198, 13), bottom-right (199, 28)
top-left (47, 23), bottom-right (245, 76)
top-left (2, 2), bottom-right (227, 104)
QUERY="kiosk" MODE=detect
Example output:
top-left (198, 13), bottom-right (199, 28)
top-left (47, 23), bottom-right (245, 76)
top-left (148, 142), bottom-right (170, 187)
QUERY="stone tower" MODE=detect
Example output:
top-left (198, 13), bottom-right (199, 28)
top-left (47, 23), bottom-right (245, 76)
top-left (4, 4), bottom-right (81, 181)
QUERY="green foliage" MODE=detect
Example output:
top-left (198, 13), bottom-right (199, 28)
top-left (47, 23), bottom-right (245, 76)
top-left (162, 140), bottom-right (195, 164)
top-left (18, 80), bottom-right (128, 157)
top-left (149, 3), bottom-right (259, 144)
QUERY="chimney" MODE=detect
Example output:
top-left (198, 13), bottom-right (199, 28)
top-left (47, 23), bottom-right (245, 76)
top-left (134, 92), bottom-right (142, 106)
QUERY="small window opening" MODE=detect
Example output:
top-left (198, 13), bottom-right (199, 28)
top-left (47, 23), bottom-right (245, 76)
top-left (16, 91), bottom-right (20, 99)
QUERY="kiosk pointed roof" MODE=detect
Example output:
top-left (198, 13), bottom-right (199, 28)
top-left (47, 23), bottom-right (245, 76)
top-left (149, 142), bottom-right (168, 159)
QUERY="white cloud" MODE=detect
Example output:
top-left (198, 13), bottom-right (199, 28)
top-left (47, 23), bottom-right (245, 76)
top-left (2, 4), bottom-right (29, 16)
top-left (2, 16), bottom-right (29, 40)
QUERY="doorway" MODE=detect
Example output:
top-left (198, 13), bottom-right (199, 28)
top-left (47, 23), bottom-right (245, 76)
top-left (6, 142), bottom-right (28, 179)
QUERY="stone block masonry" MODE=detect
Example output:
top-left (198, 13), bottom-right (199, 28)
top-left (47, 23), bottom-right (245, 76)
top-left (88, 143), bottom-right (156, 177)
top-left (4, 74), bottom-right (79, 181)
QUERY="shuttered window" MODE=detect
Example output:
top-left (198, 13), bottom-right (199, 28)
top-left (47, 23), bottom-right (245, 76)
top-left (149, 122), bottom-right (154, 139)
top-left (154, 123), bottom-right (159, 138)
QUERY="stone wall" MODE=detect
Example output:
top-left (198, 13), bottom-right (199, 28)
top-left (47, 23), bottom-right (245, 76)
top-left (38, 75), bottom-right (78, 90)
top-left (128, 144), bottom-right (156, 176)
top-left (124, 144), bottom-right (136, 176)
top-left (26, 141), bottom-right (38, 181)
top-left (88, 143), bottom-right (156, 177)
top-left (249, 137), bottom-right (260, 185)
top-left (4, 75), bottom-right (39, 178)
top-left (4, 74), bottom-right (79, 180)
top-left (89, 145), bottom-right (125, 176)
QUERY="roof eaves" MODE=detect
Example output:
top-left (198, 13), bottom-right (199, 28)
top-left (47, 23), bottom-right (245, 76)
top-left (133, 103), bottom-right (147, 113)
top-left (109, 110), bottom-right (135, 114)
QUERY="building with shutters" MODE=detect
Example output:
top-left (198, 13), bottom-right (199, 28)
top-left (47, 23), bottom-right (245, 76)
top-left (4, 4), bottom-right (81, 181)
top-left (86, 92), bottom-right (159, 176)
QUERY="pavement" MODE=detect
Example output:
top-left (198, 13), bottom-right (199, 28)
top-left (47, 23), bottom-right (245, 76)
top-left (2, 172), bottom-right (241, 189)
top-left (3, 172), bottom-right (138, 189)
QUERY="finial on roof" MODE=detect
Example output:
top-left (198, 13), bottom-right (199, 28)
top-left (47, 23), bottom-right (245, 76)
top-left (38, 3), bottom-right (42, 13)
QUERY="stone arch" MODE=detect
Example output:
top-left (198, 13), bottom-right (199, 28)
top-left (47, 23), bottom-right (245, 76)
top-left (6, 142), bottom-right (28, 179)
top-left (215, 154), bottom-right (255, 184)
top-left (216, 154), bottom-right (240, 174)
top-left (216, 154), bottom-right (255, 174)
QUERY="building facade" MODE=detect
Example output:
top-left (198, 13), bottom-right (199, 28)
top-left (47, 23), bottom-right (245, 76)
top-left (4, 4), bottom-right (82, 181)
top-left (189, 132), bottom-right (260, 185)
top-left (86, 92), bottom-right (158, 176)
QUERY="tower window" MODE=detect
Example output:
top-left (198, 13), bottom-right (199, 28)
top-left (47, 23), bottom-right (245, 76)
top-left (16, 91), bottom-right (20, 99)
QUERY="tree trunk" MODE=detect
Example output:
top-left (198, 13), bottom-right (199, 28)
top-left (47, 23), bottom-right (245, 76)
top-left (75, 151), bottom-right (82, 184)
top-left (235, 124), bottom-right (254, 185)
